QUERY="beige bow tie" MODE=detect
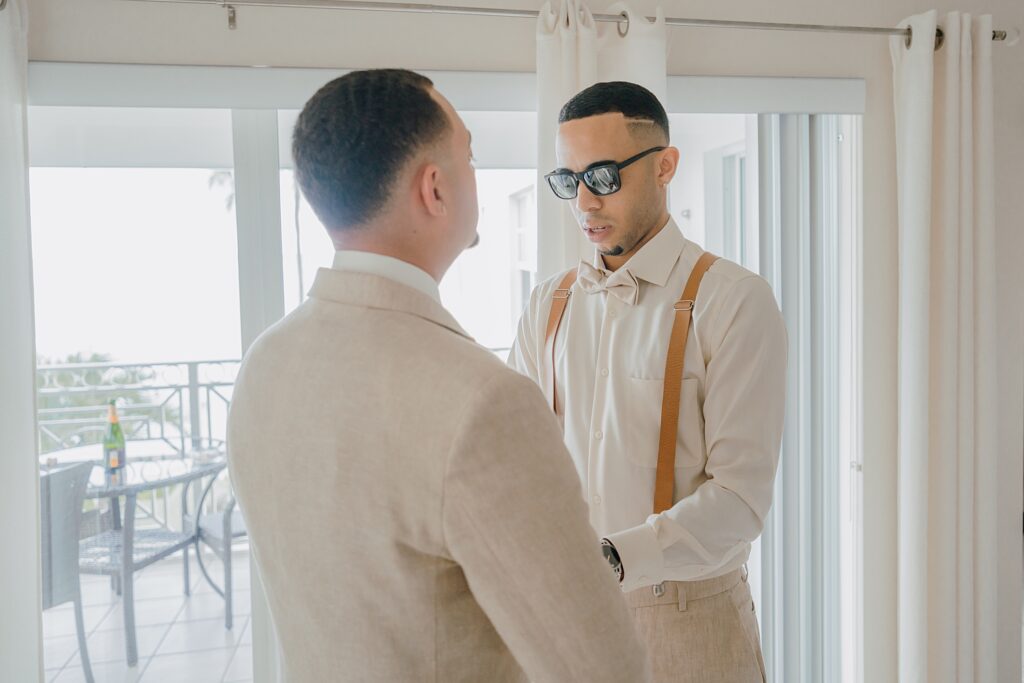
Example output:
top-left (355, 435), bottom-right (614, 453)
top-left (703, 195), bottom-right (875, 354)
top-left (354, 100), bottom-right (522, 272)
top-left (576, 261), bottom-right (640, 306)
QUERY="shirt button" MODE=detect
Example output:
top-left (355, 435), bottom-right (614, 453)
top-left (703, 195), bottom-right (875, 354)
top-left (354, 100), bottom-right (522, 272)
top-left (594, 430), bottom-right (603, 440)
top-left (592, 495), bottom-right (602, 505)
top-left (600, 368), bottom-right (609, 377)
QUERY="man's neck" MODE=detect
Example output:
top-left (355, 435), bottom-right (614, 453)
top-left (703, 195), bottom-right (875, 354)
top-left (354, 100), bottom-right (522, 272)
top-left (602, 212), bottom-right (670, 272)
top-left (333, 227), bottom-right (442, 282)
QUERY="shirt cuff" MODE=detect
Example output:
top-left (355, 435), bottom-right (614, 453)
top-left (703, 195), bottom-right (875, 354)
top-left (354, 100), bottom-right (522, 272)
top-left (605, 521), bottom-right (665, 592)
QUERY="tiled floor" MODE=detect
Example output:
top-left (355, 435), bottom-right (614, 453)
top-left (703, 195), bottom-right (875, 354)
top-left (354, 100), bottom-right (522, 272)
top-left (44, 550), bottom-right (253, 683)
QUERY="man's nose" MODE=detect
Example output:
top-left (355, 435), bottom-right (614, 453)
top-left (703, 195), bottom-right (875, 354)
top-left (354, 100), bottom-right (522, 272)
top-left (575, 182), bottom-right (602, 213)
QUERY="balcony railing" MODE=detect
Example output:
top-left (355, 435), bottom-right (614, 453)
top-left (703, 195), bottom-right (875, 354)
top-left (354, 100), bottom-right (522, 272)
top-left (36, 359), bottom-right (239, 457)
top-left (36, 348), bottom-right (511, 459)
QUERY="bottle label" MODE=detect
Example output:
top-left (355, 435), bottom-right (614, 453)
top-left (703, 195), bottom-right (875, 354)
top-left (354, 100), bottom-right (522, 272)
top-left (105, 448), bottom-right (125, 471)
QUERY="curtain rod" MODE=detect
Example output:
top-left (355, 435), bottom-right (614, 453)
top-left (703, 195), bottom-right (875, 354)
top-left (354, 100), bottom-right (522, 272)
top-left (111, 0), bottom-right (1013, 49)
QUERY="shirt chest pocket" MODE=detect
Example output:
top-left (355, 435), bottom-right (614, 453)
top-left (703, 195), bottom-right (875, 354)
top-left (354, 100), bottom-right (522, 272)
top-left (626, 377), bottom-right (706, 469)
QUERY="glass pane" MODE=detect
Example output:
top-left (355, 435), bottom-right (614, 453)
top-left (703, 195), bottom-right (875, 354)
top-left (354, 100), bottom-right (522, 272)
top-left (667, 113), bottom-right (754, 263)
top-left (279, 168), bottom-right (335, 314)
top-left (440, 169), bottom-right (536, 354)
top-left (30, 107), bottom-right (246, 681)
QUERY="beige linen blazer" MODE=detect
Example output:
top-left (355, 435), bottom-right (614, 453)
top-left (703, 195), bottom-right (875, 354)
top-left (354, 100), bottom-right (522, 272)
top-left (227, 267), bottom-right (650, 683)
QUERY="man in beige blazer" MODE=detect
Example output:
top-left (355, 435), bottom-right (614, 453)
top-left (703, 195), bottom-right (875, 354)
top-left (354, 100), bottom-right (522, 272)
top-left (227, 69), bottom-right (649, 683)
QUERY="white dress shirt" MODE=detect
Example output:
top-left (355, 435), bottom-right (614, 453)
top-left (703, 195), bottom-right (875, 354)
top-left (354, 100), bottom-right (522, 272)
top-left (509, 220), bottom-right (787, 592)
top-left (332, 250), bottom-right (441, 302)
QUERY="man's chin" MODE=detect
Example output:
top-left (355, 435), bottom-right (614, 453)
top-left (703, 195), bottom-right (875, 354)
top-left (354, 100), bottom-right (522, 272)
top-left (468, 233), bottom-right (480, 249)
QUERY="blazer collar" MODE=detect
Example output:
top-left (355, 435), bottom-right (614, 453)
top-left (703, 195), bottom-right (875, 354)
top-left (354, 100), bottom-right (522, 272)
top-left (308, 268), bottom-right (473, 342)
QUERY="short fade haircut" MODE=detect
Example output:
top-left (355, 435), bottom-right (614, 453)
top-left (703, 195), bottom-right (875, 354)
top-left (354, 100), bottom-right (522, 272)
top-left (558, 81), bottom-right (669, 142)
top-left (292, 69), bottom-right (451, 230)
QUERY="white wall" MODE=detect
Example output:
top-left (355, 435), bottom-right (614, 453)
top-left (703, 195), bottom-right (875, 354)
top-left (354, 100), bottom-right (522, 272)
top-left (1, 3), bottom-right (42, 680)
top-left (667, 113), bottom-right (748, 248)
top-left (25, 1), bottom-right (1024, 681)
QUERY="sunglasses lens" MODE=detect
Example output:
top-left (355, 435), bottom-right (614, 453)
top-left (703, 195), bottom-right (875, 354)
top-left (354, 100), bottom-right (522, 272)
top-left (583, 166), bottom-right (620, 195)
top-left (547, 173), bottom-right (578, 199)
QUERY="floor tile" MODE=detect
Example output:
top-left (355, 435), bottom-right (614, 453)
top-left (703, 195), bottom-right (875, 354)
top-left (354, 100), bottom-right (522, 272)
top-left (130, 570), bottom-right (193, 602)
top-left (39, 551), bottom-right (253, 683)
top-left (44, 603), bottom-right (113, 638)
top-left (44, 634), bottom-right (80, 671)
top-left (86, 623), bottom-right (170, 664)
top-left (155, 617), bottom-right (246, 656)
top-left (53, 658), bottom-right (145, 683)
top-left (238, 618), bottom-right (251, 646)
top-left (222, 646), bottom-right (252, 683)
top-left (139, 648), bottom-right (235, 683)
top-left (176, 590), bottom-right (249, 623)
top-left (94, 597), bottom-right (184, 632)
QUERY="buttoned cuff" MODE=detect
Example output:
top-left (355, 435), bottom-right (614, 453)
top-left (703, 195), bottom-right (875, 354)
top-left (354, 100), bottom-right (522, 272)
top-left (605, 521), bottom-right (665, 592)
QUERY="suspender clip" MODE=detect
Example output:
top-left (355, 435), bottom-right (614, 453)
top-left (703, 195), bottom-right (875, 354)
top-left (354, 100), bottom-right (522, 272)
top-left (673, 299), bottom-right (694, 312)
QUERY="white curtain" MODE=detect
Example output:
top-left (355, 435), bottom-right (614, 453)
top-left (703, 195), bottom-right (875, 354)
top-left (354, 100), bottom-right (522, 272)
top-left (890, 10), bottom-right (997, 683)
top-left (535, 0), bottom-right (666, 279)
top-left (0, 0), bottom-right (44, 680)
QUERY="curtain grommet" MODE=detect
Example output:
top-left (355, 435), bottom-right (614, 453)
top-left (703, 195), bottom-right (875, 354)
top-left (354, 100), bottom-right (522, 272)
top-left (617, 11), bottom-right (629, 37)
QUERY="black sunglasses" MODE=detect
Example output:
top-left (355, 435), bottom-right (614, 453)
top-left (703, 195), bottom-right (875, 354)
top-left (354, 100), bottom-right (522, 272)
top-left (545, 146), bottom-right (666, 200)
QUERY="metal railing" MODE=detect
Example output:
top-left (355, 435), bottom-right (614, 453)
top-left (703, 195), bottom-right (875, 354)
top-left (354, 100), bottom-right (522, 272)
top-left (36, 348), bottom-right (511, 459)
top-left (36, 359), bottom-right (239, 457)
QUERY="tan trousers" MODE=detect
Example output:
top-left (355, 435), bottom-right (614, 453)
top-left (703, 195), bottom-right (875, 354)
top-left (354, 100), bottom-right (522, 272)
top-left (625, 569), bottom-right (766, 683)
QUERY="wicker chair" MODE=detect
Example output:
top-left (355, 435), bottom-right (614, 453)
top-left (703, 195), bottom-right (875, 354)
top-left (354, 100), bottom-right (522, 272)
top-left (40, 462), bottom-right (96, 683)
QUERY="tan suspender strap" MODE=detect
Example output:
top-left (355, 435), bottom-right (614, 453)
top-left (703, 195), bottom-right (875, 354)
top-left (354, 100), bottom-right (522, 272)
top-left (653, 251), bottom-right (719, 514)
top-left (543, 269), bottom-right (578, 413)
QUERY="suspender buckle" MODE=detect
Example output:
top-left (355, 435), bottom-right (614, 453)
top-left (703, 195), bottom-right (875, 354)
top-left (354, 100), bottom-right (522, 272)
top-left (652, 582), bottom-right (666, 597)
top-left (673, 299), bottom-right (694, 311)
top-left (552, 288), bottom-right (572, 300)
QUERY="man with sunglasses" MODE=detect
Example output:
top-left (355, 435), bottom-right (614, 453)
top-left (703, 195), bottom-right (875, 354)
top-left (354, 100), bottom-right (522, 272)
top-left (509, 81), bottom-right (787, 682)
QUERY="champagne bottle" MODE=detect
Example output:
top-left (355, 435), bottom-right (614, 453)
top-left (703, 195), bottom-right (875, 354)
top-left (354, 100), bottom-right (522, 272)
top-left (103, 400), bottom-right (126, 473)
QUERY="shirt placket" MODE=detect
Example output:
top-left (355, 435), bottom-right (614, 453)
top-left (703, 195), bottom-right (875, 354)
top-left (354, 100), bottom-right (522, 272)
top-left (586, 292), bottom-right (618, 529)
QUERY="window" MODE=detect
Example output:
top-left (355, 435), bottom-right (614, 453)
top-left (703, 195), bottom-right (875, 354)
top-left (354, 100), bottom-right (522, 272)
top-left (26, 65), bottom-right (865, 683)
top-left (510, 184), bottom-right (537, 320)
top-left (666, 107), bottom-right (862, 683)
top-left (28, 105), bottom-right (247, 680)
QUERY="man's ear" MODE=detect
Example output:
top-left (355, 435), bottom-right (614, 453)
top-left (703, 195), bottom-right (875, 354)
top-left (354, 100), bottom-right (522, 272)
top-left (656, 147), bottom-right (680, 187)
top-left (418, 163), bottom-right (447, 217)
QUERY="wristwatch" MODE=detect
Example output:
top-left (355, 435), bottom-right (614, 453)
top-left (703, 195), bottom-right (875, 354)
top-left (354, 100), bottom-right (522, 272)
top-left (600, 538), bottom-right (624, 583)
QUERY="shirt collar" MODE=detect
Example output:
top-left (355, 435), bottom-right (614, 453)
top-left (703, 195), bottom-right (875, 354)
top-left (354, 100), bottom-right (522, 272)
top-left (332, 250), bottom-right (441, 303)
top-left (592, 217), bottom-right (686, 288)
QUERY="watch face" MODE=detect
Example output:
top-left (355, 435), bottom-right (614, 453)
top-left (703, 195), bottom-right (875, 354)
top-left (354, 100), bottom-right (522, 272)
top-left (601, 540), bottom-right (623, 581)
top-left (601, 543), bottom-right (617, 565)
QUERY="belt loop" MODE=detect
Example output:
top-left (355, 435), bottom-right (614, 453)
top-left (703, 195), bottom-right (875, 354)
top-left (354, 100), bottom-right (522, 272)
top-left (677, 583), bottom-right (687, 612)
